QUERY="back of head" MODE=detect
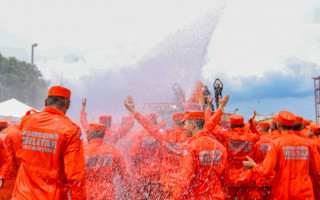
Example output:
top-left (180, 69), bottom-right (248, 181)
top-left (292, 115), bottom-right (303, 131)
top-left (46, 86), bottom-right (71, 113)
top-left (277, 111), bottom-right (295, 132)
top-left (99, 115), bottom-right (112, 127)
top-left (87, 123), bottom-right (107, 141)
top-left (230, 114), bottom-right (244, 129)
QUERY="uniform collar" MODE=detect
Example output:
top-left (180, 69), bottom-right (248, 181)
top-left (43, 107), bottom-right (65, 116)
top-left (88, 138), bottom-right (104, 145)
top-left (281, 130), bottom-right (294, 135)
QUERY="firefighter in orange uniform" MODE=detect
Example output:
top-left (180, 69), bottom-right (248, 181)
top-left (205, 108), bottom-right (259, 200)
top-left (80, 98), bottom-right (134, 146)
top-left (171, 94), bottom-right (230, 200)
top-left (243, 111), bottom-right (320, 200)
top-left (124, 97), bottom-right (188, 199)
top-left (12, 86), bottom-right (86, 200)
top-left (0, 122), bottom-right (10, 199)
top-left (251, 121), bottom-right (274, 199)
top-left (84, 123), bottom-right (130, 200)
top-left (128, 111), bottom-right (163, 200)
top-left (0, 123), bottom-right (20, 200)
top-left (308, 122), bottom-right (320, 200)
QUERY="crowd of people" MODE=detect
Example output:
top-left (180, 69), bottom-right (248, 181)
top-left (0, 84), bottom-right (319, 200)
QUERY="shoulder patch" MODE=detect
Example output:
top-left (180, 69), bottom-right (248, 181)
top-left (79, 133), bottom-right (83, 140)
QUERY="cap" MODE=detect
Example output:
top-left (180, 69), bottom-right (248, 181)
top-left (146, 113), bottom-right (158, 121)
top-left (303, 119), bottom-right (310, 126)
top-left (48, 86), bottom-right (71, 99)
top-left (180, 111), bottom-right (204, 123)
top-left (308, 122), bottom-right (320, 135)
top-left (99, 115), bottom-right (112, 123)
top-left (272, 114), bottom-right (279, 123)
top-left (294, 115), bottom-right (303, 124)
top-left (172, 113), bottom-right (185, 121)
top-left (89, 123), bottom-right (107, 133)
top-left (0, 121), bottom-right (8, 127)
top-left (278, 111), bottom-right (295, 126)
top-left (258, 121), bottom-right (270, 128)
top-left (230, 114), bottom-right (244, 125)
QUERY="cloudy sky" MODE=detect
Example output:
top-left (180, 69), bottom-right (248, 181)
top-left (0, 0), bottom-right (319, 121)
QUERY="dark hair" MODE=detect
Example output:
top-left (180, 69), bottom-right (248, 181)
top-left (260, 126), bottom-right (270, 132)
top-left (0, 126), bottom-right (7, 132)
top-left (188, 119), bottom-right (205, 129)
top-left (278, 121), bottom-right (292, 131)
top-left (292, 123), bottom-right (302, 131)
top-left (88, 130), bottom-right (105, 139)
top-left (47, 96), bottom-right (69, 110)
top-left (231, 124), bottom-right (244, 129)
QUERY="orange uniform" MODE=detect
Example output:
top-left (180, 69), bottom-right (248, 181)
top-left (270, 129), bottom-right (281, 140)
top-left (84, 138), bottom-right (130, 200)
top-left (252, 133), bottom-right (274, 199)
top-left (134, 112), bottom-right (188, 199)
top-left (0, 124), bottom-right (20, 200)
top-left (206, 114), bottom-right (259, 200)
top-left (80, 110), bottom-right (134, 145)
top-left (13, 107), bottom-right (86, 200)
top-left (171, 130), bottom-right (227, 200)
top-left (130, 126), bottom-right (163, 200)
top-left (253, 130), bottom-right (320, 200)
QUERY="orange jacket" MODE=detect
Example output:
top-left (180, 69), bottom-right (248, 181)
top-left (0, 124), bottom-right (20, 200)
top-left (253, 130), bottom-right (320, 200)
top-left (206, 117), bottom-right (259, 186)
top-left (13, 107), bottom-right (86, 200)
top-left (84, 138), bottom-right (130, 200)
top-left (0, 137), bottom-right (10, 179)
top-left (130, 128), bottom-right (162, 183)
top-left (253, 133), bottom-right (274, 187)
top-left (171, 130), bottom-right (227, 200)
top-left (134, 112), bottom-right (188, 188)
top-left (80, 110), bottom-right (134, 145)
top-left (2, 124), bottom-right (20, 179)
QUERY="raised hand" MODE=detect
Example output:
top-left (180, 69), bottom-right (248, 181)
top-left (248, 109), bottom-right (256, 126)
top-left (82, 98), bottom-right (86, 110)
top-left (124, 95), bottom-right (136, 114)
top-left (218, 94), bottom-right (230, 111)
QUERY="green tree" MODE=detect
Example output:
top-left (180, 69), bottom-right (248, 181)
top-left (0, 53), bottom-right (48, 109)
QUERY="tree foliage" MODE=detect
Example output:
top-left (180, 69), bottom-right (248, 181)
top-left (0, 53), bottom-right (48, 109)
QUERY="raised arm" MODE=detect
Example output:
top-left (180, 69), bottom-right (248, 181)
top-left (80, 98), bottom-right (89, 133)
top-left (204, 94), bottom-right (229, 133)
top-left (124, 96), bottom-right (165, 141)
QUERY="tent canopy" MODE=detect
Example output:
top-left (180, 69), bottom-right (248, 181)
top-left (0, 98), bottom-right (38, 118)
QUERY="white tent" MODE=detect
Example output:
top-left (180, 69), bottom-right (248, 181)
top-left (0, 98), bottom-right (38, 118)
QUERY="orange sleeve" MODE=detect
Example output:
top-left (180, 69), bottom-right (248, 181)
top-left (253, 141), bottom-right (278, 177)
top-left (109, 113), bottom-right (135, 145)
top-left (134, 112), bottom-right (166, 141)
top-left (204, 108), bottom-right (212, 122)
top-left (250, 125), bottom-right (260, 135)
top-left (0, 138), bottom-right (10, 179)
top-left (171, 146), bottom-right (195, 200)
top-left (204, 108), bottom-right (223, 133)
top-left (80, 109), bottom-right (89, 133)
top-left (309, 143), bottom-right (320, 176)
top-left (64, 128), bottom-right (86, 199)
